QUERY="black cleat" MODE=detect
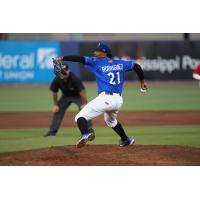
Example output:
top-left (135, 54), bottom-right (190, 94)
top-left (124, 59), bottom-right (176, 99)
top-left (43, 133), bottom-right (56, 137)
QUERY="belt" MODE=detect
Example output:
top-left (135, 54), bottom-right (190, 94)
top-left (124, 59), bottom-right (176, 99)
top-left (104, 91), bottom-right (121, 96)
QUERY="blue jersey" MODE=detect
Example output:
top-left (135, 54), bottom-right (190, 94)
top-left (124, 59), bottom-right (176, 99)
top-left (84, 56), bottom-right (136, 95)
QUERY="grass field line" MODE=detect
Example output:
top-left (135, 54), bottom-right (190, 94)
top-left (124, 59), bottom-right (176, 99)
top-left (0, 125), bottom-right (200, 153)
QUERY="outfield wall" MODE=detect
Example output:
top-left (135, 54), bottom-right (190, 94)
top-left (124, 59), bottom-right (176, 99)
top-left (0, 41), bottom-right (200, 83)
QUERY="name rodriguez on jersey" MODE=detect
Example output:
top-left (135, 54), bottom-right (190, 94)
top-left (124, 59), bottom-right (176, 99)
top-left (101, 64), bottom-right (123, 72)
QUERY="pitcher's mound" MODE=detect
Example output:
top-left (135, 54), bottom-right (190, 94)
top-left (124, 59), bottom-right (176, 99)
top-left (0, 144), bottom-right (200, 166)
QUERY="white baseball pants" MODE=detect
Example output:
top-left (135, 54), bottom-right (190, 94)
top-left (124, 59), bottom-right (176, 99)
top-left (75, 92), bottom-right (123, 127)
top-left (193, 73), bottom-right (200, 81)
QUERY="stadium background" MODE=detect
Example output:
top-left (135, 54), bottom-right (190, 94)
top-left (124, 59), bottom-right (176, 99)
top-left (0, 33), bottom-right (200, 165)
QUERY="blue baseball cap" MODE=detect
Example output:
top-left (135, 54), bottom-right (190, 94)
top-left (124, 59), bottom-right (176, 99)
top-left (95, 42), bottom-right (112, 57)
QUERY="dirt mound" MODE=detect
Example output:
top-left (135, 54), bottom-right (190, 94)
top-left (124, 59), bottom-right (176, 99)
top-left (0, 144), bottom-right (200, 166)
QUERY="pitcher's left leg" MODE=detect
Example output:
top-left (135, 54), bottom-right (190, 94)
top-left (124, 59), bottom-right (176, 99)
top-left (75, 96), bottom-right (106, 148)
top-left (73, 97), bottom-right (94, 137)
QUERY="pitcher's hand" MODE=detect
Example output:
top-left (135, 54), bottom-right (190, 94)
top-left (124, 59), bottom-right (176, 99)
top-left (56, 56), bottom-right (63, 62)
top-left (141, 80), bottom-right (148, 91)
top-left (53, 105), bottom-right (59, 112)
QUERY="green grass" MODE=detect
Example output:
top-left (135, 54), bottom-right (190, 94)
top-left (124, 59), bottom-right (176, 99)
top-left (0, 81), bottom-right (200, 112)
top-left (0, 125), bottom-right (200, 153)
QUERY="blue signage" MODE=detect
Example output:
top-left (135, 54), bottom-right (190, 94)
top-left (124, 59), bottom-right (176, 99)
top-left (60, 42), bottom-right (80, 77)
top-left (0, 41), bottom-right (60, 83)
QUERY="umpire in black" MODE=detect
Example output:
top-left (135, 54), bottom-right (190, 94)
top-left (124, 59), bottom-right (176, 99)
top-left (44, 62), bottom-right (93, 137)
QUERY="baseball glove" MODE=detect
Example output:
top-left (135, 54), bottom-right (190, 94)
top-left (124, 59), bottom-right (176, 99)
top-left (53, 58), bottom-right (68, 79)
top-left (52, 58), bottom-right (65, 79)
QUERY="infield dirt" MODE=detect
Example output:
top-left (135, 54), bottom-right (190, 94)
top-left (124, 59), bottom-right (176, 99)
top-left (0, 111), bottom-right (200, 129)
top-left (0, 111), bottom-right (200, 166)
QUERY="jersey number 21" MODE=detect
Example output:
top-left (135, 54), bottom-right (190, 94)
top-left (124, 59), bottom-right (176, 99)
top-left (108, 72), bottom-right (120, 85)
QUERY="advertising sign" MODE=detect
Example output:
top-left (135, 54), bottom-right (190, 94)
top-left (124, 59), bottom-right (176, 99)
top-left (0, 41), bottom-right (60, 83)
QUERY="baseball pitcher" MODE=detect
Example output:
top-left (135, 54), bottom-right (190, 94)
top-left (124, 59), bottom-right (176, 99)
top-left (55, 42), bottom-right (148, 148)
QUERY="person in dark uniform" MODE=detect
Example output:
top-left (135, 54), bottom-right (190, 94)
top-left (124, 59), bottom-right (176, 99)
top-left (44, 63), bottom-right (93, 137)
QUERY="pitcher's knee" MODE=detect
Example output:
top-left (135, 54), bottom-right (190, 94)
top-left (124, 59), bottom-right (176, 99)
top-left (105, 118), bottom-right (118, 128)
top-left (75, 113), bottom-right (81, 122)
top-left (75, 113), bottom-right (88, 122)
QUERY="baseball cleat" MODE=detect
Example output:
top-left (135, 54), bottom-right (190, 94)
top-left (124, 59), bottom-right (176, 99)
top-left (76, 136), bottom-right (87, 148)
top-left (87, 129), bottom-right (95, 141)
top-left (43, 133), bottom-right (56, 137)
top-left (88, 133), bottom-right (95, 141)
top-left (76, 132), bottom-right (95, 148)
top-left (119, 137), bottom-right (135, 147)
